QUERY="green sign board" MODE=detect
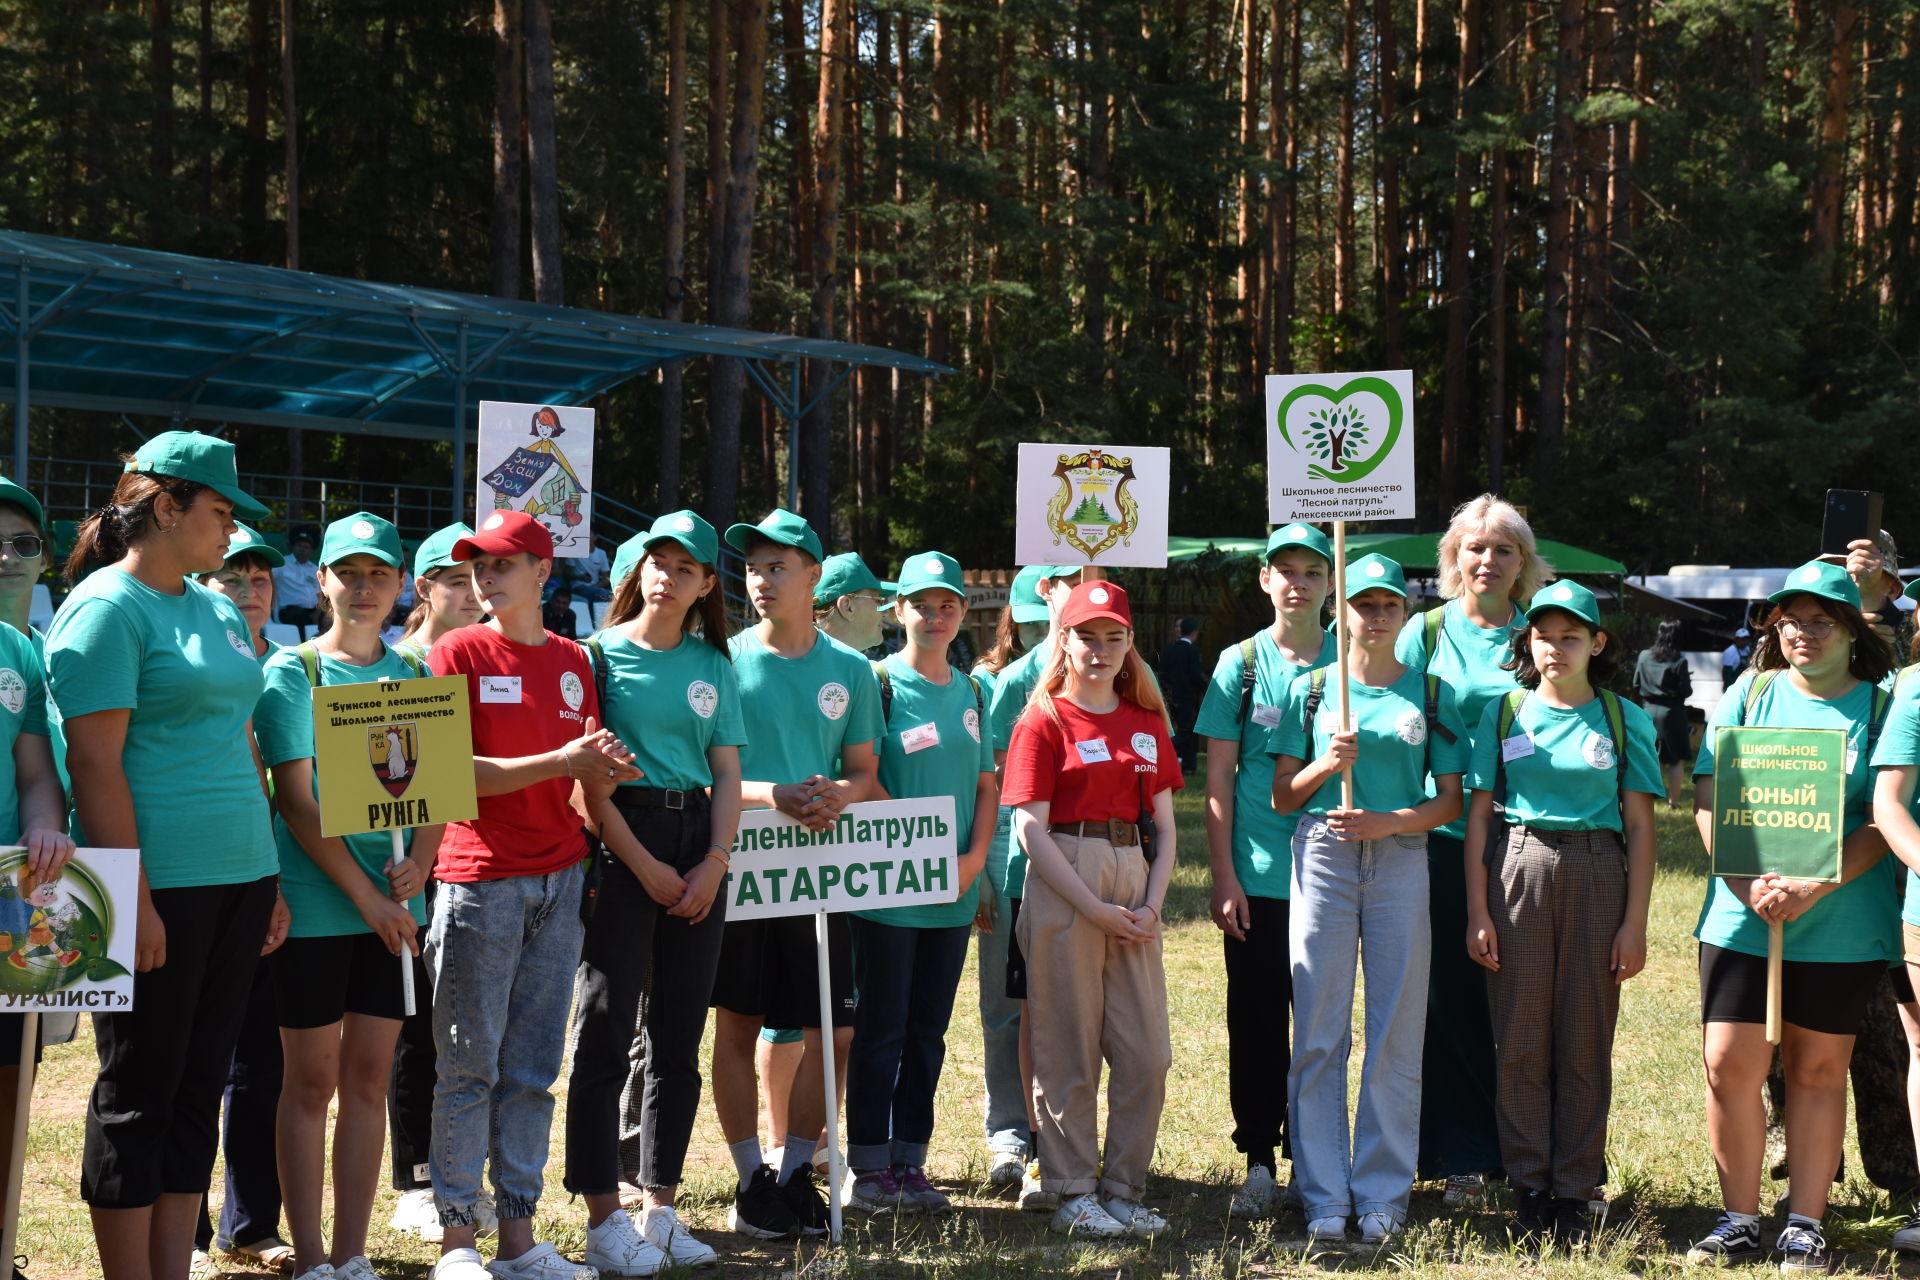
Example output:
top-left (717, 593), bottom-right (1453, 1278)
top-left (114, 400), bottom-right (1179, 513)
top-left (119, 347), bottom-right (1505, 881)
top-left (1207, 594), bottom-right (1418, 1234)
top-left (1710, 726), bottom-right (1846, 882)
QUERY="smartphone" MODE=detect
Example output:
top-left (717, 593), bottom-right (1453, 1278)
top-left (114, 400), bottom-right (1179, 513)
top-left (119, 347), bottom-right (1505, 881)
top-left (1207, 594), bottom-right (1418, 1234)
top-left (1821, 489), bottom-right (1882, 560)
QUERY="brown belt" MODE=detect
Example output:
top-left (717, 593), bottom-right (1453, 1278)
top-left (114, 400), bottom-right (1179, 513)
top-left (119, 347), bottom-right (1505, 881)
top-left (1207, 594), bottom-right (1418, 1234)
top-left (1050, 819), bottom-right (1140, 848)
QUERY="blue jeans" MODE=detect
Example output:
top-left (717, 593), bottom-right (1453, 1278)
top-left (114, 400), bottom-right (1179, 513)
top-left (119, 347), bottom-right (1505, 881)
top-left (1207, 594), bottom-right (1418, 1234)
top-left (426, 865), bottom-right (585, 1225)
top-left (1288, 821), bottom-right (1431, 1223)
top-left (846, 917), bottom-right (972, 1170)
top-left (977, 805), bottom-right (1028, 1156)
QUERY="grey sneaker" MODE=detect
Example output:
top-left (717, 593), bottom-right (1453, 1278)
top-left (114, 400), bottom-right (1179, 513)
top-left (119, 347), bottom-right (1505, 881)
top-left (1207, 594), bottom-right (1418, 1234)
top-left (1231, 1164), bottom-right (1277, 1219)
top-left (846, 1167), bottom-right (907, 1215)
top-left (899, 1166), bottom-right (951, 1213)
top-left (1358, 1211), bottom-right (1398, 1244)
top-left (1776, 1223), bottom-right (1826, 1273)
top-left (988, 1149), bottom-right (1027, 1188)
top-left (1891, 1212), bottom-right (1920, 1254)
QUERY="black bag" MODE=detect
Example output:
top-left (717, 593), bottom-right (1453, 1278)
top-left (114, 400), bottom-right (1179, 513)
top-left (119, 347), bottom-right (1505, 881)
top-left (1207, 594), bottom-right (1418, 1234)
top-left (579, 827), bottom-right (606, 924)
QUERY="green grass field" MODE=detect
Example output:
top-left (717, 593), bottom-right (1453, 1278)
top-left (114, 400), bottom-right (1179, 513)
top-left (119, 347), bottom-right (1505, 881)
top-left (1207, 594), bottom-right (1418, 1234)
top-left (15, 793), bottom-right (1920, 1277)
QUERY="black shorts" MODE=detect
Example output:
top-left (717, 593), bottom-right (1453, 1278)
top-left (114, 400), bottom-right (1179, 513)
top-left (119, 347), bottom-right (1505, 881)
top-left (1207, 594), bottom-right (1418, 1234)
top-left (1004, 897), bottom-right (1027, 1001)
top-left (1699, 942), bottom-right (1886, 1037)
top-left (270, 932), bottom-right (409, 1029)
top-left (0, 1012), bottom-right (39, 1067)
top-left (710, 912), bottom-right (855, 1030)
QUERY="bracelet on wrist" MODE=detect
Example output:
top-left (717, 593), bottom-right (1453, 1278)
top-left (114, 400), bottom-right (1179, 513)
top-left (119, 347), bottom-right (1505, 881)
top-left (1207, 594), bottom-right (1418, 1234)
top-left (704, 849), bottom-right (731, 870)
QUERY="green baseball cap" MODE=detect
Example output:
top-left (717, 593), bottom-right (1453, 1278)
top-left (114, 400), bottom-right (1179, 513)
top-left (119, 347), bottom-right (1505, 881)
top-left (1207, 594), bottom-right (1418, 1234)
top-left (414, 523), bottom-right (475, 578)
top-left (1008, 564), bottom-right (1081, 622)
top-left (319, 511), bottom-right (404, 568)
top-left (1343, 553), bottom-right (1408, 600)
top-left (895, 551), bottom-right (967, 602)
top-left (1524, 580), bottom-right (1603, 628)
top-left (813, 551), bottom-right (885, 606)
top-left (1265, 522), bottom-right (1333, 564)
top-left (1903, 576), bottom-right (1920, 603)
top-left (724, 507), bottom-right (824, 562)
top-left (125, 430), bottom-right (269, 519)
top-left (0, 475), bottom-right (45, 531)
top-left (222, 521), bottom-right (285, 568)
top-left (1770, 558), bottom-right (1862, 611)
top-left (614, 509), bottom-right (722, 586)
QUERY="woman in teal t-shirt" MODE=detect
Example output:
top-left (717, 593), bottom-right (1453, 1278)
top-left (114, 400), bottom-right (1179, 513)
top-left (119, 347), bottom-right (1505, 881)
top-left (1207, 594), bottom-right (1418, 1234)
top-left (396, 522), bottom-right (482, 660)
top-left (563, 510), bottom-right (742, 1271)
top-left (844, 552), bottom-right (996, 1216)
top-left (1685, 560), bottom-right (1896, 1272)
top-left (1873, 635), bottom-right (1920, 1257)
top-left (255, 512), bottom-right (443, 1280)
top-left (1462, 582), bottom-right (1659, 1245)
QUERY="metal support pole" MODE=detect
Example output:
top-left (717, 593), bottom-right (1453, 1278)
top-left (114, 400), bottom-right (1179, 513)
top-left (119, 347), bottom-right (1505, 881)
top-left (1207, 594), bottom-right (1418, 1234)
top-left (786, 359), bottom-right (801, 514)
top-left (13, 269), bottom-right (28, 485)
top-left (451, 322), bottom-right (469, 523)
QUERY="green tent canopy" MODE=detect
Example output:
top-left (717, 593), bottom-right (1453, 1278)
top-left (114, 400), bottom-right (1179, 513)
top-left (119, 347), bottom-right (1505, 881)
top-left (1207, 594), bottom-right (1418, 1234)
top-left (1166, 532), bottom-right (1627, 577)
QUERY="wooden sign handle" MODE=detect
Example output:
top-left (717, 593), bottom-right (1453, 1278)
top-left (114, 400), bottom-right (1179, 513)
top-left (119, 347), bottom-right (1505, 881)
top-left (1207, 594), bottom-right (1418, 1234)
top-left (1333, 520), bottom-right (1354, 811)
top-left (1765, 918), bottom-right (1784, 1046)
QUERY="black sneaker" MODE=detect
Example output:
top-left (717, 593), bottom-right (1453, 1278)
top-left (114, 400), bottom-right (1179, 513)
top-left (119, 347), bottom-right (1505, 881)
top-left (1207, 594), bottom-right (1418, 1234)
top-left (728, 1164), bottom-right (802, 1239)
top-left (780, 1165), bottom-right (830, 1236)
top-left (1686, 1213), bottom-right (1764, 1266)
top-left (1507, 1187), bottom-right (1552, 1245)
top-left (1552, 1196), bottom-right (1593, 1248)
top-left (1776, 1223), bottom-right (1826, 1273)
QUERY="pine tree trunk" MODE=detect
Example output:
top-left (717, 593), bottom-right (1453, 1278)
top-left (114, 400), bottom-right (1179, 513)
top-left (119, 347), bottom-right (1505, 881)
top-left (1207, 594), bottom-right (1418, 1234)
top-left (525, 0), bottom-right (563, 305)
top-left (245, 0), bottom-right (269, 255)
top-left (1334, 0), bottom-right (1358, 318)
top-left (490, 0), bottom-right (524, 300)
top-left (802, 0), bottom-right (848, 535)
top-left (1237, 0), bottom-right (1263, 368)
top-left (151, 0), bottom-right (173, 191)
top-left (280, 0), bottom-right (298, 269)
top-left (1810, 0), bottom-right (1858, 269)
top-left (707, 0), bottom-right (730, 313)
top-left (659, 0), bottom-right (689, 512)
top-left (779, 0), bottom-right (814, 267)
top-left (1085, 7), bottom-right (1111, 384)
top-left (1487, 0), bottom-right (1511, 495)
top-left (1537, 0), bottom-right (1585, 495)
top-left (1439, 0), bottom-right (1481, 512)
top-left (198, 0), bottom-right (213, 218)
top-left (706, 0), bottom-right (768, 533)
top-left (1276, 0), bottom-right (1301, 371)
top-left (1377, 0), bottom-right (1402, 363)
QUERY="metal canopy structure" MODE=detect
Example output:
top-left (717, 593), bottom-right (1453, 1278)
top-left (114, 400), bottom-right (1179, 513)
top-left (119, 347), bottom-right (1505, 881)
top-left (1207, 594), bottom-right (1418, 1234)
top-left (0, 229), bottom-right (951, 506)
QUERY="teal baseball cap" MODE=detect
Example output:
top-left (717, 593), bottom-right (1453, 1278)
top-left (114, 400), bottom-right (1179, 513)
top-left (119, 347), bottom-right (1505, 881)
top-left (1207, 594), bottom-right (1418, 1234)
top-left (614, 509), bottom-right (722, 586)
top-left (1903, 576), bottom-right (1920, 603)
top-left (1344, 553), bottom-right (1408, 600)
top-left (319, 511), bottom-right (405, 568)
top-left (1265, 522), bottom-right (1333, 564)
top-left (1524, 580), bottom-right (1603, 628)
top-left (222, 521), bottom-right (285, 568)
top-left (1009, 564), bottom-right (1083, 623)
top-left (895, 551), bottom-right (967, 602)
top-left (0, 475), bottom-right (45, 530)
top-left (724, 508), bottom-right (824, 562)
top-left (813, 552), bottom-right (885, 606)
top-left (125, 430), bottom-right (269, 519)
top-left (414, 523), bottom-right (475, 578)
top-left (1770, 559), bottom-right (1862, 611)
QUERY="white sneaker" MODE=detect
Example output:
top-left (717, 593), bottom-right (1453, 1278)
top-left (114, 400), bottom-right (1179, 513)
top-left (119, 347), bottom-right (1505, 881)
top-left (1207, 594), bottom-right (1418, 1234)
top-left (474, 1192), bottom-right (501, 1238)
top-left (1231, 1165), bottom-right (1277, 1219)
top-left (392, 1188), bottom-right (446, 1242)
top-left (485, 1242), bottom-right (597, 1280)
top-left (292, 1267), bottom-right (336, 1280)
top-left (1019, 1159), bottom-right (1060, 1212)
top-left (1051, 1192), bottom-right (1129, 1238)
top-left (334, 1259), bottom-right (386, 1280)
top-left (1102, 1197), bottom-right (1168, 1238)
top-left (639, 1205), bottom-right (717, 1268)
top-left (988, 1149), bottom-right (1027, 1189)
top-left (1358, 1211), bottom-right (1398, 1244)
top-left (583, 1210), bottom-right (666, 1277)
top-left (430, 1250), bottom-right (491, 1280)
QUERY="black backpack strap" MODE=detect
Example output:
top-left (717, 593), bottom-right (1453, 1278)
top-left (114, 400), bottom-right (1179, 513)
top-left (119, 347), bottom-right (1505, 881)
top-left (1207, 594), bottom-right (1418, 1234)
top-left (1236, 637), bottom-right (1258, 724)
top-left (1300, 667), bottom-right (1329, 759)
top-left (872, 660), bottom-right (893, 726)
top-left (581, 634), bottom-right (609, 711)
top-left (1490, 688), bottom-right (1528, 815)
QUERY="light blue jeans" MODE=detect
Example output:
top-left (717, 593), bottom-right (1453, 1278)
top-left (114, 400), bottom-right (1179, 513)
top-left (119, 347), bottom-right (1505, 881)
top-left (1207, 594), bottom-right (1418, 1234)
top-left (426, 863), bottom-right (585, 1225)
top-left (978, 805), bottom-right (1029, 1156)
top-left (1288, 820), bottom-right (1431, 1224)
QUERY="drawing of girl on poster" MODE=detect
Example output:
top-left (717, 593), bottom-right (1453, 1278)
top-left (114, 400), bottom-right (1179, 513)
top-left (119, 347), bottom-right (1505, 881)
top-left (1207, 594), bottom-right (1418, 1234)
top-left (523, 405), bottom-right (587, 531)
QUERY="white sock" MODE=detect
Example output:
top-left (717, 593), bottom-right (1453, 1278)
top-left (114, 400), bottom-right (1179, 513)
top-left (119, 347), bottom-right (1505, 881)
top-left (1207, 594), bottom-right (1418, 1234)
top-left (1786, 1213), bottom-right (1821, 1230)
top-left (779, 1135), bottom-right (817, 1182)
top-left (1726, 1210), bottom-right (1761, 1228)
top-left (729, 1138), bottom-right (763, 1183)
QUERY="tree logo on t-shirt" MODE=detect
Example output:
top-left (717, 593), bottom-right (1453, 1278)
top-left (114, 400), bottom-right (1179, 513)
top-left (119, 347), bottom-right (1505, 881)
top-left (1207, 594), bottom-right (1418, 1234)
top-left (0, 668), bottom-right (23, 716)
top-left (817, 682), bottom-right (850, 721)
top-left (1131, 731), bottom-right (1158, 763)
top-left (559, 671), bottom-right (585, 711)
top-left (1395, 709), bottom-right (1427, 746)
top-left (687, 680), bottom-right (719, 719)
top-left (226, 629), bottom-right (253, 659)
top-left (1583, 733), bottom-right (1615, 770)
top-left (964, 708), bottom-right (981, 742)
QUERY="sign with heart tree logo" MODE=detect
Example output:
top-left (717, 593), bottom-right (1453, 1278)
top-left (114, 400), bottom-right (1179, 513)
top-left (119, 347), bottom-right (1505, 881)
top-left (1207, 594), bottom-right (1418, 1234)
top-left (1266, 369), bottom-right (1416, 523)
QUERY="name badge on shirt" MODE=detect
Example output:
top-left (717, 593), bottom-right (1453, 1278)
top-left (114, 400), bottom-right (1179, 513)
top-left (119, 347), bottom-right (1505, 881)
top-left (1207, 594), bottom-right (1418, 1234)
top-left (1074, 738), bottom-right (1111, 764)
top-left (479, 675), bottom-right (522, 703)
top-left (900, 721), bottom-right (941, 754)
top-left (1250, 703), bottom-right (1282, 728)
top-left (1501, 733), bottom-right (1535, 762)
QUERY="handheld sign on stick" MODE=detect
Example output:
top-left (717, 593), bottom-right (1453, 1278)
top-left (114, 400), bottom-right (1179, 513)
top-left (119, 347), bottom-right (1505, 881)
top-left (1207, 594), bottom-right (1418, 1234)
top-left (476, 400), bottom-right (596, 558)
top-left (312, 675), bottom-right (478, 1018)
top-left (1709, 726), bottom-right (1845, 1044)
top-left (724, 796), bottom-right (961, 1242)
top-left (1013, 444), bottom-right (1171, 570)
top-left (1267, 370), bottom-right (1417, 809)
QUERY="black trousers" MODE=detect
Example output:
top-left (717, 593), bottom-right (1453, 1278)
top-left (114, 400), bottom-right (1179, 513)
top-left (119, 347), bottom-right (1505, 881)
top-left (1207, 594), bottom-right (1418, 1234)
top-left (567, 797), bottom-right (728, 1193)
top-left (194, 962), bottom-right (286, 1250)
top-left (83, 876), bottom-right (276, 1209)
top-left (388, 881), bottom-right (438, 1190)
top-left (1417, 832), bottom-right (1505, 1179)
top-left (1224, 893), bottom-right (1292, 1165)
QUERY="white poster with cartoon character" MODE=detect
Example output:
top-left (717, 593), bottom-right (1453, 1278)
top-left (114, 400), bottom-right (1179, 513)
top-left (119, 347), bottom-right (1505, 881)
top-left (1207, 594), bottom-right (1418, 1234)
top-left (476, 400), bottom-right (595, 558)
top-left (0, 847), bottom-right (139, 1012)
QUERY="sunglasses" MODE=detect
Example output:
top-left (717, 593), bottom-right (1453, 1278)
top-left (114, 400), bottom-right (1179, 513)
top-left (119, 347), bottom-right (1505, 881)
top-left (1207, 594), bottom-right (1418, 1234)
top-left (0, 535), bottom-right (43, 559)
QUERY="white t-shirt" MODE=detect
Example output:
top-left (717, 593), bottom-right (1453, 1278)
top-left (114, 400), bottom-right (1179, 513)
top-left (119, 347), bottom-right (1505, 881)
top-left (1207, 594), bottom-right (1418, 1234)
top-left (273, 557), bottom-right (320, 610)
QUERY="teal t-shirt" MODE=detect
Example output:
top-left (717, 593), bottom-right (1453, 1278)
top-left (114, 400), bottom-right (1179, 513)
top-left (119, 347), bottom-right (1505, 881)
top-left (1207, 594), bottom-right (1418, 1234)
top-left (1693, 672), bottom-right (1897, 963)
top-left (44, 569), bottom-right (274, 890)
top-left (1194, 628), bottom-right (1335, 899)
top-left (856, 655), bottom-right (995, 929)
top-left (728, 629), bottom-right (883, 787)
top-left (0, 624), bottom-right (51, 844)
top-left (1466, 691), bottom-right (1663, 832)
top-left (595, 630), bottom-right (746, 791)
top-left (1868, 678), bottom-right (1920, 927)
top-left (256, 645), bottom-right (428, 938)
top-left (970, 663), bottom-right (1011, 889)
top-left (1266, 666), bottom-right (1470, 817)
top-left (1396, 601), bottom-right (1526, 838)
top-left (986, 642), bottom-right (1050, 897)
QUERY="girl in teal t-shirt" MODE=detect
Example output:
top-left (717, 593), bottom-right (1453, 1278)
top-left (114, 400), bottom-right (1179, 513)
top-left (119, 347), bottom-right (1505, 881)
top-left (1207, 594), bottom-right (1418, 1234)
top-left (564, 510), bottom-right (741, 1269)
top-left (256, 513), bottom-right (442, 1280)
top-left (1461, 582), bottom-right (1659, 1242)
top-left (844, 552), bottom-right (997, 1214)
top-left (1685, 561), bottom-right (1897, 1270)
top-left (396, 522), bottom-right (483, 659)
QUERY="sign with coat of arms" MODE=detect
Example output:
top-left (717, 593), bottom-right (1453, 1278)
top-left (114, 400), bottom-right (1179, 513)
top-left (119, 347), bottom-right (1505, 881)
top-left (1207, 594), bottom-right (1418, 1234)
top-left (312, 675), bottom-right (478, 837)
top-left (1013, 443), bottom-right (1170, 568)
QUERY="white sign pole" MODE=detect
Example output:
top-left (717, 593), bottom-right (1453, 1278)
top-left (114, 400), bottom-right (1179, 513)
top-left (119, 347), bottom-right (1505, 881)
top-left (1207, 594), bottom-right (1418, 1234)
top-left (390, 830), bottom-right (416, 1019)
top-left (0, 1013), bottom-right (37, 1276)
top-left (1333, 521), bottom-right (1355, 810)
top-left (815, 910), bottom-right (843, 1243)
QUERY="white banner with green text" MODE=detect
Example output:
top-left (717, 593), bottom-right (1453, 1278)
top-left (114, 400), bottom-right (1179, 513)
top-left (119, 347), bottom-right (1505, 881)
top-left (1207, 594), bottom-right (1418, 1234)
top-left (723, 796), bottom-right (960, 922)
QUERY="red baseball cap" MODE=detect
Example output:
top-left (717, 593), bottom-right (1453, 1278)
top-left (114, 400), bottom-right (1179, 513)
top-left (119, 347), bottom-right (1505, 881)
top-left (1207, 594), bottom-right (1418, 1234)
top-left (453, 510), bottom-right (555, 560)
top-left (1059, 580), bottom-right (1132, 629)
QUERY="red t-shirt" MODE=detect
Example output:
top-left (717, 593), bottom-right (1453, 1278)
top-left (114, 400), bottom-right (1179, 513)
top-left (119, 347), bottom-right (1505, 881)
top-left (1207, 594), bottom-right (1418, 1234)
top-left (429, 625), bottom-right (601, 881)
top-left (1000, 697), bottom-right (1183, 823)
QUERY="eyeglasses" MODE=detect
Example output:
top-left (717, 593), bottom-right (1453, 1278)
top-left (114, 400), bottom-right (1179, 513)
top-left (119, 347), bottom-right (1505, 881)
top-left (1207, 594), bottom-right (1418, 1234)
top-left (0, 534), bottom-right (43, 559)
top-left (1775, 617), bottom-right (1837, 639)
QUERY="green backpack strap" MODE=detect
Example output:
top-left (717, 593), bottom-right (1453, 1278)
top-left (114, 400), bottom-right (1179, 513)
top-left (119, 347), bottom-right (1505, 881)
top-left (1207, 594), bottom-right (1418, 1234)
top-left (1597, 688), bottom-right (1630, 827)
top-left (1738, 669), bottom-right (1779, 724)
top-left (1490, 688), bottom-right (1529, 814)
top-left (872, 660), bottom-right (894, 726)
top-left (1236, 637), bottom-right (1258, 724)
top-left (581, 634), bottom-right (609, 712)
top-left (1300, 667), bottom-right (1329, 758)
top-left (295, 641), bottom-right (322, 688)
top-left (1423, 606), bottom-right (1446, 670)
top-left (967, 673), bottom-right (984, 719)
top-left (394, 647), bottom-right (428, 679)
